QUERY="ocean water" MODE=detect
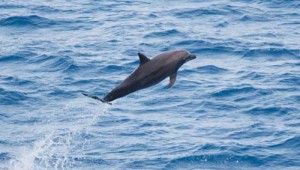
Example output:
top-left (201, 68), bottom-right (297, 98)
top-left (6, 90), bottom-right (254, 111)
top-left (0, 0), bottom-right (300, 169)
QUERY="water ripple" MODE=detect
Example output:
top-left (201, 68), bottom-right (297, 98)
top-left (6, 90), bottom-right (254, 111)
top-left (212, 86), bottom-right (257, 98)
top-left (244, 106), bottom-right (292, 115)
top-left (0, 88), bottom-right (29, 105)
top-left (0, 15), bottom-right (55, 28)
top-left (196, 65), bottom-right (228, 74)
top-left (144, 29), bottom-right (184, 38)
top-left (1, 0), bottom-right (299, 169)
top-left (242, 48), bottom-right (300, 60)
top-left (270, 136), bottom-right (300, 149)
top-left (165, 154), bottom-right (263, 169)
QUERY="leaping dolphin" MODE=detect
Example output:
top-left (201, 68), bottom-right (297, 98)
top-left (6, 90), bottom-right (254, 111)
top-left (82, 50), bottom-right (196, 103)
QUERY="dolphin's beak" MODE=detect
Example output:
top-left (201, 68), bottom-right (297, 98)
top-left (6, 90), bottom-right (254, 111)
top-left (183, 54), bottom-right (196, 63)
top-left (189, 54), bottom-right (196, 60)
top-left (186, 54), bottom-right (196, 62)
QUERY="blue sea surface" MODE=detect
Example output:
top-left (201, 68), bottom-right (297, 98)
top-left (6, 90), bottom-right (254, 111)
top-left (0, 0), bottom-right (300, 169)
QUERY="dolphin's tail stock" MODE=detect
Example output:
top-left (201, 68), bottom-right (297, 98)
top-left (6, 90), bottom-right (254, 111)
top-left (82, 93), bottom-right (111, 105)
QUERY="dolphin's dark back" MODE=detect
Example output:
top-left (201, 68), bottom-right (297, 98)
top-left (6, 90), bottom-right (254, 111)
top-left (102, 50), bottom-right (192, 102)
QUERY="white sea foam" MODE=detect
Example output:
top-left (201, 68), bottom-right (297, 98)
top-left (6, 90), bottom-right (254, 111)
top-left (7, 98), bottom-right (108, 170)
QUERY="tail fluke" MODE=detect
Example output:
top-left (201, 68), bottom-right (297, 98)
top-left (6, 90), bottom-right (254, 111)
top-left (82, 93), bottom-right (111, 105)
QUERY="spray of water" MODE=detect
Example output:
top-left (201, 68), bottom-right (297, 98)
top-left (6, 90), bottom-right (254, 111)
top-left (7, 98), bottom-right (109, 170)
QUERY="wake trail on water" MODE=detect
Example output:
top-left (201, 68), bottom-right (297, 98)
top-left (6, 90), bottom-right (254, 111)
top-left (7, 98), bottom-right (110, 170)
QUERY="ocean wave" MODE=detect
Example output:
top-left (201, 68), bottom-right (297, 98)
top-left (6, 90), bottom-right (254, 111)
top-left (200, 143), bottom-right (226, 151)
top-left (0, 4), bottom-right (24, 9)
top-left (93, 118), bottom-right (131, 127)
top-left (278, 75), bottom-right (300, 86)
top-left (0, 54), bottom-right (24, 62)
top-left (174, 7), bottom-right (240, 18)
top-left (260, 0), bottom-right (300, 8)
top-left (172, 40), bottom-right (237, 55)
top-left (281, 21), bottom-right (300, 25)
top-left (244, 106), bottom-right (293, 115)
top-left (139, 122), bottom-right (166, 128)
top-left (196, 65), bottom-right (228, 74)
top-left (228, 128), bottom-right (274, 139)
top-left (239, 72), bottom-right (266, 81)
top-left (144, 29), bottom-right (184, 38)
top-left (1, 0), bottom-right (300, 169)
top-left (270, 136), bottom-right (300, 149)
top-left (0, 88), bottom-right (29, 105)
top-left (238, 14), bottom-right (271, 22)
top-left (286, 122), bottom-right (300, 127)
top-left (72, 157), bottom-right (107, 165)
top-left (34, 55), bottom-right (79, 73)
top-left (242, 48), bottom-right (300, 60)
top-left (293, 95), bottom-right (300, 102)
top-left (0, 152), bottom-right (9, 162)
top-left (0, 140), bottom-right (9, 146)
top-left (173, 40), bottom-right (211, 47)
top-left (211, 86), bottom-right (257, 98)
top-left (46, 88), bottom-right (74, 98)
top-left (32, 6), bottom-right (75, 14)
top-left (0, 15), bottom-right (56, 28)
top-left (12, 117), bottom-right (43, 125)
top-left (2, 76), bottom-right (35, 87)
top-left (200, 101), bottom-right (237, 111)
top-left (125, 158), bottom-right (167, 169)
top-left (28, 54), bottom-right (56, 64)
top-left (0, 15), bottom-right (91, 30)
top-left (164, 154), bottom-right (263, 169)
top-left (0, 113), bottom-right (9, 119)
top-left (215, 21), bottom-right (229, 28)
top-left (0, 51), bottom-right (36, 62)
top-left (100, 65), bottom-right (125, 73)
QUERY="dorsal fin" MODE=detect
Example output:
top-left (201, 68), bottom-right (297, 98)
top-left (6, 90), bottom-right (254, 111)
top-left (138, 52), bottom-right (150, 65)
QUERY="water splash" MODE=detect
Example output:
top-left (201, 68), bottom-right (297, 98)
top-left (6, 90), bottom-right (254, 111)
top-left (7, 98), bottom-right (109, 170)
